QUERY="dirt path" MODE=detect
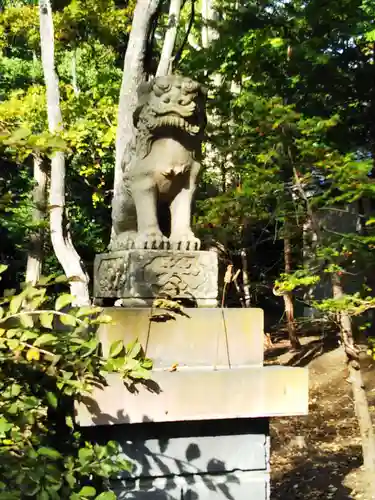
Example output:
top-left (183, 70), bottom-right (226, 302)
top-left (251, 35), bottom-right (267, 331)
top-left (268, 340), bottom-right (375, 499)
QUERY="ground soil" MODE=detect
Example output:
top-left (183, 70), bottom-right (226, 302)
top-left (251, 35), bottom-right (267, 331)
top-left (266, 336), bottom-right (375, 500)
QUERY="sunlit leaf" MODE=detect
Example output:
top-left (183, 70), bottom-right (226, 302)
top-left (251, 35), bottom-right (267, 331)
top-left (109, 339), bottom-right (124, 358)
top-left (60, 314), bottom-right (76, 327)
top-left (19, 313), bottom-right (34, 328)
top-left (96, 493), bottom-right (117, 500)
top-left (55, 294), bottom-right (74, 311)
top-left (26, 348), bottom-right (40, 361)
top-left (9, 293), bottom-right (24, 314)
top-left (37, 447), bottom-right (62, 459)
top-left (34, 333), bottom-right (56, 347)
top-left (78, 486), bottom-right (96, 497)
top-left (39, 312), bottom-right (53, 329)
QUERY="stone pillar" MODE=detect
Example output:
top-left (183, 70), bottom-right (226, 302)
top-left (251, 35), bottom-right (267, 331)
top-left (75, 308), bottom-right (308, 499)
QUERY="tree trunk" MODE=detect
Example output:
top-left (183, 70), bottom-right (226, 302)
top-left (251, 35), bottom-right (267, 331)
top-left (283, 230), bottom-right (301, 350)
top-left (156, 0), bottom-right (182, 76)
top-left (112, 0), bottom-right (161, 240)
top-left (332, 273), bottom-right (375, 497)
top-left (240, 249), bottom-right (251, 307)
top-left (293, 168), bottom-right (375, 496)
top-left (201, 0), bottom-right (218, 49)
top-left (25, 154), bottom-right (47, 285)
top-left (39, 0), bottom-right (90, 305)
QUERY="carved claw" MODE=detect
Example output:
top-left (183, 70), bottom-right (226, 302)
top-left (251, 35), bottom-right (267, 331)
top-left (169, 232), bottom-right (201, 251)
top-left (135, 230), bottom-right (169, 250)
top-left (109, 231), bottom-right (136, 251)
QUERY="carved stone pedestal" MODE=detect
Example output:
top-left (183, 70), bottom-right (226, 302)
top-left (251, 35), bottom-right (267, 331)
top-left (94, 250), bottom-right (218, 307)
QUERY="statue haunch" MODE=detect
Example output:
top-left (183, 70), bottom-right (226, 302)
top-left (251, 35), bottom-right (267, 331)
top-left (111, 75), bottom-right (207, 252)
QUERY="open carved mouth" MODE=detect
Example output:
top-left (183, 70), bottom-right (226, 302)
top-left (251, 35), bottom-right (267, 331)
top-left (153, 114), bottom-right (201, 134)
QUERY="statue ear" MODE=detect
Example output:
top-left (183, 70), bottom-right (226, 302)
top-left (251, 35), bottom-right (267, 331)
top-left (134, 80), bottom-right (155, 126)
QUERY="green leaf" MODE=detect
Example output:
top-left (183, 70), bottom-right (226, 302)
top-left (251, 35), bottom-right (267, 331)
top-left (38, 447), bottom-right (62, 459)
top-left (60, 314), bottom-right (77, 327)
top-left (54, 275), bottom-right (68, 283)
top-left (77, 306), bottom-right (101, 317)
top-left (142, 358), bottom-right (153, 369)
top-left (65, 472), bottom-right (76, 488)
top-left (6, 328), bottom-right (20, 338)
top-left (78, 447), bottom-right (93, 465)
top-left (10, 383), bottom-right (21, 397)
top-left (126, 339), bottom-right (141, 359)
top-left (0, 264), bottom-right (8, 274)
top-left (55, 294), bottom-right (74, 311)
top-left (21, 331), bottom-right (39, 342)
top-left (9, 293), bottom-right (24, 314)
top-left (7, 338), bottom-right (20, 350)
top-left (40, 312), bottom-right (53, 329)
top-left (34, 333), bottom-right (57, 347)
top-left (19, 313), bottom-right (34, 328)
top-left (0, 306), bottom-right (4, 320)
top-left (46, 391), bottom-right (58, 408)
top-left (129, 366), bottom-right (151, 380)
top-left (96, 314), bottom-right (113, 324)
top-left (26, 348), bottom-right (40, 361)
top-left (37, 274), bottom-right (57, 286)
top-left (37, 490), bottom-right (49, 500)
top-left (109, 340), bottom-right (124, 358)
top-left (78, 486), bottom-right (96, 497)
top-left (0, 416), bottom-right (12, 435)
top-left (95, 493), bottom-right (116, 500)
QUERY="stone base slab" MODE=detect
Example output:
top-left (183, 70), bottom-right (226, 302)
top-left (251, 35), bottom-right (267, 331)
top-left (98, 307), bottom-right (265, 368)
top-left (75, 366), bottom-right (308, 427)
top-left (93, 250), bottom-right (218, 306)
top-left (112, 471), bottom-right (269, 499)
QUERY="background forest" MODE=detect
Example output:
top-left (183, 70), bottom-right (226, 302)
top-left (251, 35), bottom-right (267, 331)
top-left (1, 0), bottom-right (375, 498)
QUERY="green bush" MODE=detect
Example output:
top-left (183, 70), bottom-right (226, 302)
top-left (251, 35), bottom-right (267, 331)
top-left (0, 265), bottom-right (152, 499)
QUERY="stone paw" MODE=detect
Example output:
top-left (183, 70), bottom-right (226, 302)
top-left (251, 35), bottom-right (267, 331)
top-left (134, 230), bottom-right (169, 250)
top-left (169, 231), bottom-right (201, 251)
top-left (109, 231), bottom-right (136, 251)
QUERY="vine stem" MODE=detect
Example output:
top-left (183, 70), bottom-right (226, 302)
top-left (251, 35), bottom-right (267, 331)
top-left (0, 310), bottom-right (85, 326)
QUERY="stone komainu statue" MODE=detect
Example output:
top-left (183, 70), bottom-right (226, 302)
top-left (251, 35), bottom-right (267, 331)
top-left (111, 75), bottom-right (207, 252)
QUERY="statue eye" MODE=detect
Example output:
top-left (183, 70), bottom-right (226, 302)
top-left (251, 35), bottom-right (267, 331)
top-left (163, 96), bottom-right (171, 103)
top-left (182, 80), bottom-right (198, 93)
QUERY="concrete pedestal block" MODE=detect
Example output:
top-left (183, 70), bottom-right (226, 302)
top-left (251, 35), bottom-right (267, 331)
top-left (98, 307), bottom-right (264, 368)
top-left (94, 250), bottom-right (218, 307)
top-left (76, 307), bottom-right (308, 500)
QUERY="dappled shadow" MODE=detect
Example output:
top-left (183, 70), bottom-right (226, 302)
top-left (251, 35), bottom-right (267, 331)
top-left (82, 418), bottom-right (269, 499)
top-left (264, 344), bottom-right (290, 361)
top-left (265, 334), bottom-right (341, 367)
top-left (270, 345), bottom-right (369, 498)
top-left (272, 447), bottom-right (362, 499)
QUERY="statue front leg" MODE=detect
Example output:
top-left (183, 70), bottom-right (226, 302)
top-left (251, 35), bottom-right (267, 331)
top-left (133, 183), bottom-right (168, 250)
top-left (169, 186), bottom-right (201, 251)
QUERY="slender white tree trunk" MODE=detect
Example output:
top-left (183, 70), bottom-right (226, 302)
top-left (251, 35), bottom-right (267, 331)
top-left (112, 0), bottom-right (161, 239)
top-left (156, 0), bottom-right (182, 76)
top-left (201, 0), bottom-right (219, 49)
top-left (25, 154), bottom-right (47, 285)
top-left (240, 249), bottom-right (251, 307)
top-left (39, 0), bottom-right (90, 305)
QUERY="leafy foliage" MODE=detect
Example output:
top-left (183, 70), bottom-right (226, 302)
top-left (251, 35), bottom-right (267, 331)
top-left (0, 265), bottom-right (152, 498)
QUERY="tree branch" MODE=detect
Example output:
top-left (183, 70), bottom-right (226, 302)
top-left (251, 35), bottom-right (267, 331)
top-left (174, 0), bottom-right (196, 68)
